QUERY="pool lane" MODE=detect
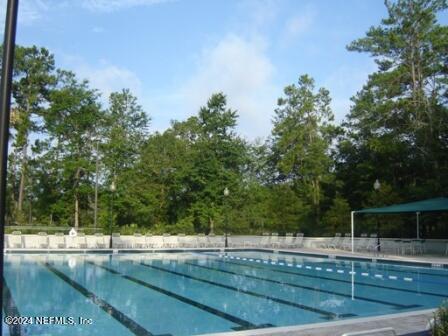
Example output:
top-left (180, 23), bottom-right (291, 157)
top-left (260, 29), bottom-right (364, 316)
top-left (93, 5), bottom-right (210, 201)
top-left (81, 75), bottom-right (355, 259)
top-left (44, 263), bottom-right (153, 336)
top-left (139, 262), bottom-right (346, 319)
top-left (183, 260), bottom-right (417, 310)
top-left (107, 257), bottom-right (329, 327)
top-left (3, 278), bottom-right (22, 336)
top-left (54, 257), bottom-right (239, 336)
top-left (87, 261), bottom-right (258, 330)
top-left (3, 256), bottom-right (134, 336)
top-left (141, 258), bottom-right (415, 317)
top-left (223, 251), bottom-right (448, 285)
top-left (201, 252), bottom-right (448, 309)
top-left (205, 252), bottom-right (448, 297)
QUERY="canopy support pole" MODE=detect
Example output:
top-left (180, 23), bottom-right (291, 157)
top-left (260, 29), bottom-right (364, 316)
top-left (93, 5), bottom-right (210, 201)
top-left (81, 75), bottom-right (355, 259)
top-left (351, 211), bottom-right (355, 253)
top-left (416, 212), bottom-right (420, 239)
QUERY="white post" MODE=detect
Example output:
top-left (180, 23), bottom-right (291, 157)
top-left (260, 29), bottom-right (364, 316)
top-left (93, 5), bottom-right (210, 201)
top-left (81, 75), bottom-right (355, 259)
top-left (351, 211), bottom-right (355, 253)
top-left (416, 212), bottom-right (420, 239)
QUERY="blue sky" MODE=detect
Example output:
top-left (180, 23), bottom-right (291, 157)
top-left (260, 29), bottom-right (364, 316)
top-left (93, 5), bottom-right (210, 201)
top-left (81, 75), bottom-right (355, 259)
top-left (3, 0), bottom-right (447, 140)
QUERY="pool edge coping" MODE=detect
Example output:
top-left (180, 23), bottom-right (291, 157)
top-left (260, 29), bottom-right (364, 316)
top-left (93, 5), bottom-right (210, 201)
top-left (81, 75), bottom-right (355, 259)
top-left (197, 308), bottom-right (436, 336)
top-left (4, 247), bottom-right (448, 268)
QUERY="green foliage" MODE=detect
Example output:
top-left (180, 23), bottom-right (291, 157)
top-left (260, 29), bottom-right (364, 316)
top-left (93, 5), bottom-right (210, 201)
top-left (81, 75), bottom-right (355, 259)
top-left (432, 301), bottom-right (448, 336)
top-left (5, 1), bottom-right (448, 238)
top-left (322, 196), bottom-right (351, 235)
top-left (270, 74), bottom-right (335, 228)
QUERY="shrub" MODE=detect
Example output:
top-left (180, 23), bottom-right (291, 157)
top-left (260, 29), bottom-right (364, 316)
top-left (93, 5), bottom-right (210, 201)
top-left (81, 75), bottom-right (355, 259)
top-left (432, 301), bottom-right (448, 336)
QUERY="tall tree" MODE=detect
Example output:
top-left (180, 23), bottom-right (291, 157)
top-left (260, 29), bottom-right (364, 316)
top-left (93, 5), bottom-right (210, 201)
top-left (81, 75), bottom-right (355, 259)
top-left (7, 46), bottom-right (56, 219)
top-left (101, 89), bottom-right (150, 228)
top-left (340, 0), bottom-right (448, 207)
top-left (270, 75), bottom-right (335, 229)
top-left (44, 70), bottom-right (103, 228)
top-left (170, 93), bottom-right (246, 233)
top-left (102, 89), bottom-right (150, 179)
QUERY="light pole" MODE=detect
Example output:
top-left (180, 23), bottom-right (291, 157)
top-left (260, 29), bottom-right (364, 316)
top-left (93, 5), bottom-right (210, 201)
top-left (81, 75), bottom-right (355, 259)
top-left (223, 187), bottom-right (229, 248)
top-left (109, 179), bottom-right (116, 248)
top-left (373, 179), bottom-right (381, 251)
top-left (94, 139), bottom-right (100, 230)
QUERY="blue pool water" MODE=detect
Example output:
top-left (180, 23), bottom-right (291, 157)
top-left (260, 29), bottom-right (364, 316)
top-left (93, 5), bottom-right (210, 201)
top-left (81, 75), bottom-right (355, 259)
top-left (3, 250), bottom-right (448, 336)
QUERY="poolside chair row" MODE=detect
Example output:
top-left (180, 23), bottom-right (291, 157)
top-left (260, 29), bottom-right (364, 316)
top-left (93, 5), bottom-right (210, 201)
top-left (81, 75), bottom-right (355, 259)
top-left (254, 233), bottom-right (304, 249)
top-left (113, 233), bottom-right (226, 249)
top-left (323, 233), bottom-right (378, 252)
top-left (6, 232), bottom-right (306, 250)
top-left (7, 231), bottom-right (109, 249)
top-left (323, 233), bottom-right (429, 256)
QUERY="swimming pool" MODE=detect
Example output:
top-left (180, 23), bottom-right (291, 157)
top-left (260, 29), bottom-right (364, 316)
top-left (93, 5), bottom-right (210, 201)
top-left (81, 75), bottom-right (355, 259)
top-left (3, 250), bottom-right (448, 336)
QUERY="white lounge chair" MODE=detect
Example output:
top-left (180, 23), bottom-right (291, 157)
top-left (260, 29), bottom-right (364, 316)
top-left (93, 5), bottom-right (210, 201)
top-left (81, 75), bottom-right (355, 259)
top-left (180, 235), bottom-right (196, 248)
top-left (94, 233), bottom-right (107, 248)
top-left (355, 233), bottom-right (368, 251)
top-left (259, 233), bottom-right (270, 247)
top-left (49, 232), bottom-right (66, 248)
top-left (269, 233), bottom-right (280, 248)
top-left (295, 233), bottom-right (304, 248)
top-left (166, 235), bottom-right (178, 248)
top-left (8, 231), bottom-right (23, 248)
top-left (177, 233), bottom-right (187, 247)
top-left (339, 233), bottom-right (352, 250)
top-left (112, 233), bottom-right (125, 248)
top-left (327, 233), bottom-right (342, 249)
top-left (133, 233), bottom-right (146, 248)
top-left (75, 232), bottom-right (87, 249)
top-left (282, 234), bottom-right (295, 248)
top-left (144, 233), bottom-right (157, 248)
top-left (38, 232), bottom-right (49, 248)
top-left (197, 233), bottom-right (207, 248)
top-left (207, 233), bottom-right (222, 247)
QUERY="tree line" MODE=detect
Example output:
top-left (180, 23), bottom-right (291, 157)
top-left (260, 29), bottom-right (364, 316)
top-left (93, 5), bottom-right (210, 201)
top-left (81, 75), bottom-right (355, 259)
top-left (3, 0), bottom-right (448, 237)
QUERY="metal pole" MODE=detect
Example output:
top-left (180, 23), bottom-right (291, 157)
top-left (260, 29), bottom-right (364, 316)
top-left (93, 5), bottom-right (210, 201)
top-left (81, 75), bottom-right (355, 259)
top-left (351, 211), bottom-right (354, 253)
top-left (0, 1), bottom-right (19, 332)
top-left (225, 213), bottom-right (228, 248)
top-left (94, 140), bottom-right (99, 229)
top-left (109, 191), bottom-right (113, 248)
top-left (416, 212), bottom-right (420, 239)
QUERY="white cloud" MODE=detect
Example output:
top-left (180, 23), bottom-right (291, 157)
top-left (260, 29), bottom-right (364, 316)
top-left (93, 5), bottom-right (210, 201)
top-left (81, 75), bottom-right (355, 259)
top-left (61, 56), bottom-right (143, 103)
top-left (80, 0), bottom-right (173, 13)
top-left (0, 0), bottom-right (48, 27)
top-left (0, 0), bottom-right (172, 27)
top-left (177, 34), bottom-right (278, 140)
top-left (80, 63), bottom-right (143, 102)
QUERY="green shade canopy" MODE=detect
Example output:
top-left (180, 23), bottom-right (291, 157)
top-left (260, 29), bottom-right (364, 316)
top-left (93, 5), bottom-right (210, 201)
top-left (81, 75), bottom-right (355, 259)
top-left (355, 197), bottom-right (448, 214)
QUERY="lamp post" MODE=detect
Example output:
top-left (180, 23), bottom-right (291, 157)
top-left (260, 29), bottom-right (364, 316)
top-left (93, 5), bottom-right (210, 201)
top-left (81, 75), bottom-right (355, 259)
top-left (223, 187), bottom-right (229, 248)
top-left (109, 179), bottom-right (116, 248)
top-left (373, 179), bottom-right (381, 251)
top-left (93, 138), bottom-right (100, 230)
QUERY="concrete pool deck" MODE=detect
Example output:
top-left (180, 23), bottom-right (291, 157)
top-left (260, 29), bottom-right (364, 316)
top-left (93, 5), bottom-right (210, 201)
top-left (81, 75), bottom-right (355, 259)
top-left (201, 309), bottom-right (435, 336)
